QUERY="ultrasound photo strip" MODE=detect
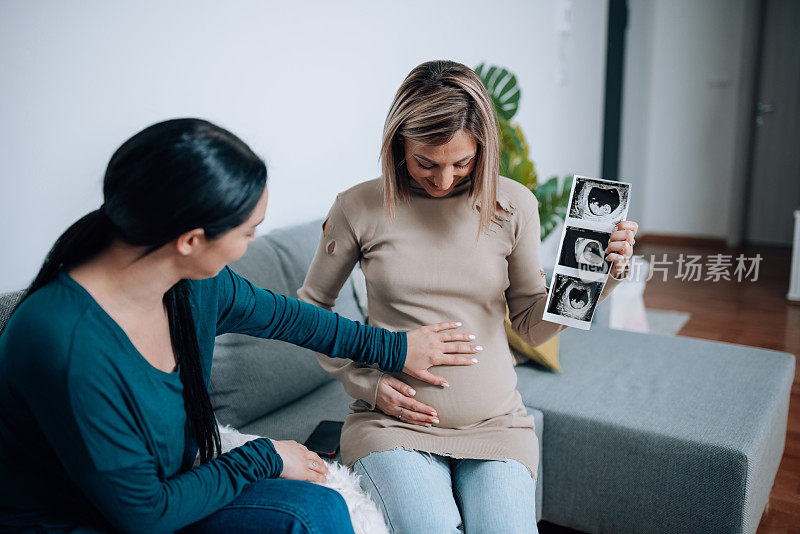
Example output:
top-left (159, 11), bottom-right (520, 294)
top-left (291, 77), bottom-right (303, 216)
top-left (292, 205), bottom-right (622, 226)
top-left (544, 273), bottom-right (604, 329)
top-left (567, 176), bottom-right (630, 231)
top-left (558, 226), bottom-right (612, 274)
top-left (542, 175), bottom-right (631, 330)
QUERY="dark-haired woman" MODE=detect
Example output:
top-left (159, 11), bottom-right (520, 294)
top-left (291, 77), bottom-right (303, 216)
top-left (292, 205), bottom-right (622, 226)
top-left (0, 118), bottom-right (480, 533)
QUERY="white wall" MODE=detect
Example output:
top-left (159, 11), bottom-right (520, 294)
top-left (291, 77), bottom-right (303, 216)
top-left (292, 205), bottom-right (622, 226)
top-left (0, 0), bottom-right (609, 292)
top-left (621, 0), bottom-right (751, 239)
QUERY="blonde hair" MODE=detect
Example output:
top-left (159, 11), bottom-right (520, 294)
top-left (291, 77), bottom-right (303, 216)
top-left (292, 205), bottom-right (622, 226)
top-left (380, 60), bottom-right (500, 234)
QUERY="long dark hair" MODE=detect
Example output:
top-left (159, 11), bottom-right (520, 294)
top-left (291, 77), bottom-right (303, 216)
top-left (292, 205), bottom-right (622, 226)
top-left (16, 118), bottom-right (267, 463)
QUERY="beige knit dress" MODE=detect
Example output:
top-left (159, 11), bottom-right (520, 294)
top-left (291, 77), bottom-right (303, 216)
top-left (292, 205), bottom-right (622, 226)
top-left (297, 176), bottom-right (620, 480)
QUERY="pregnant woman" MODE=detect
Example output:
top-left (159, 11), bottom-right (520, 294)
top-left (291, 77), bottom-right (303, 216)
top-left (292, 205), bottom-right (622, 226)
top-left (298, 61), bottom-right (638, 533)
top-left (0, 118), bottom-right (480, 533)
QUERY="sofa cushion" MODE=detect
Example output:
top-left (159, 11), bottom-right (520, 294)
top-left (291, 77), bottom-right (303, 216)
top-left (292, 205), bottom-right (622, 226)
top-left (210, 219), bottom-right (365, 428)
top-left (516, 326), bottom-right (795, 534)
top-left (0, 291), bottom-right (24, 336)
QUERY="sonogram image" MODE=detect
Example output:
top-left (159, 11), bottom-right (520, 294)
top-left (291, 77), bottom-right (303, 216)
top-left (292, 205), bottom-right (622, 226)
top-left (545, 273), bottom-right (602, 321)
top-left (568, 177), bottom-right (630, 225)
top-left (558, 227), bottom-right (611, 273)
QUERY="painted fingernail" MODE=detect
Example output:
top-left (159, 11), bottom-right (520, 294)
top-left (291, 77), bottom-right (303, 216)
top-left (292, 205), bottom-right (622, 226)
top-left (468, 334), bottom-right (476, 340)
top-left (432, 418), bottom-right (439, 424)
top-left (430, 411), bottom-right (437, 415)
top-left (442, 382), bottom-right (450, 388)
top-left (475, 346), bottom-right (483, 351)
top-left (455, 322), bottom-right (462, 326)
top-left (471, 358), bottom-right (478, 363)
top-left (409, 388), bottom-right (416, 396)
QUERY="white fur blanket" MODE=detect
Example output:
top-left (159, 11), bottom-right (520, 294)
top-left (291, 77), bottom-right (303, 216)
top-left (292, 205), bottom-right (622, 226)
top-left (218, 424), bottom-right (389, 534)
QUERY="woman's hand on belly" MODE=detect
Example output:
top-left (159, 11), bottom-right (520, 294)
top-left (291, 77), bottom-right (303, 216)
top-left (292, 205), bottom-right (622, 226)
top-left (405, 321), bottom-right (481, 386)
top-left (403, 361), bottom-right (520, 428)
top-left (376, 374), bottom-right (439, 427)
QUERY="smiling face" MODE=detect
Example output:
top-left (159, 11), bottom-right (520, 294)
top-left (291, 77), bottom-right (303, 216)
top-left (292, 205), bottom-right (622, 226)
top-left (404, 129), bottom-right (478, 198)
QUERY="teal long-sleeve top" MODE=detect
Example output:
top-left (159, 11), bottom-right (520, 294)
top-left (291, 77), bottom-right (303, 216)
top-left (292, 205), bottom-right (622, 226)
top-left (0, 267), bottom-right (407, 533)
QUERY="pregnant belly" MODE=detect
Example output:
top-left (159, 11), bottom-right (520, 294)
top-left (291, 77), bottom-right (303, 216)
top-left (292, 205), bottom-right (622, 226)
top-left (398, 360), bottom-right (520, 428)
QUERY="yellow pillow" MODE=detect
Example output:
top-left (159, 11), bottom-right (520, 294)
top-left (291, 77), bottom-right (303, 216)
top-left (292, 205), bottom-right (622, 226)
top-left (505, 307), bottom-right (561, 372)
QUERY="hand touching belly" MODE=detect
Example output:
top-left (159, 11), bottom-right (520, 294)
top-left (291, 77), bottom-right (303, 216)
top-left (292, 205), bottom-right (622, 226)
top-left (396, 356), bottom-right (519, 428)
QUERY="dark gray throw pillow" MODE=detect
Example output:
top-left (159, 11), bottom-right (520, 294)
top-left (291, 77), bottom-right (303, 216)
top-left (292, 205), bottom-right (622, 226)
top-left (0, 291), bottom-right (24, 335)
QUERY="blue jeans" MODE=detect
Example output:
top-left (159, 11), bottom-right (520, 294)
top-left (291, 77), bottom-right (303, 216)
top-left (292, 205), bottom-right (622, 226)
top-left (181, 478), bottom-right (355, 534)
top-left (353, 447), bottom-right (538, 534)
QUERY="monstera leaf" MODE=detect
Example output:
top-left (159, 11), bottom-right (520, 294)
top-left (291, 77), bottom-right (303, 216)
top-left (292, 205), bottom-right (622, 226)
top-left (535, 175), bottom-right (574, 241)
top-left (475, 63), bottom-right (520, 121)
top-left (477, 63), bottom-right (537, 190)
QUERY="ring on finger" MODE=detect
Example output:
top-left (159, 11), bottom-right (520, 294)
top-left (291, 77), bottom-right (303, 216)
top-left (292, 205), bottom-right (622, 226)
top-left (311, 460), bottom-right (318, 468)
top-left (399, 407), bottom-right (404, 419)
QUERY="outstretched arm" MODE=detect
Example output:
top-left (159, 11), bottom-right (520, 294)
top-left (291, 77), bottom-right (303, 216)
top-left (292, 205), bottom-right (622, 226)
top-left (214, 264), bottom-right (406, 374)
top-left (295, 196), bottom-right (386, 408)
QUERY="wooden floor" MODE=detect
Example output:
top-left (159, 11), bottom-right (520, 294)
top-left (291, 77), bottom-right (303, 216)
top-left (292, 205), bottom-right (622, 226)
top-left (538, 239), bottom-right (800, 534)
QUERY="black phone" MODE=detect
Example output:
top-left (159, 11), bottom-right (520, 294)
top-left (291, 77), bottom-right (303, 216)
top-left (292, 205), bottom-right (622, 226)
top-left (303, 420), bottom-right (343, 458)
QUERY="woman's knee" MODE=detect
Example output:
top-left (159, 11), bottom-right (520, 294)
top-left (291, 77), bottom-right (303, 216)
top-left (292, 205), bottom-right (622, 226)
top-left (453, 459), bottom-right (537, 534)
top-left (275, 481), bottom-right (351, 531)
top-left (184, 479), bottom-right (353, 534)
top-left (310, 483), bottom-right (350, 517)
top-left (353, 452), bottom-right (461, 534)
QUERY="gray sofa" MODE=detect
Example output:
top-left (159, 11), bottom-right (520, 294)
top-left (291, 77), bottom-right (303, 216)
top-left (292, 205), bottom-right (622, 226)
top-left (0, 219), bottom-right (794, 534)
